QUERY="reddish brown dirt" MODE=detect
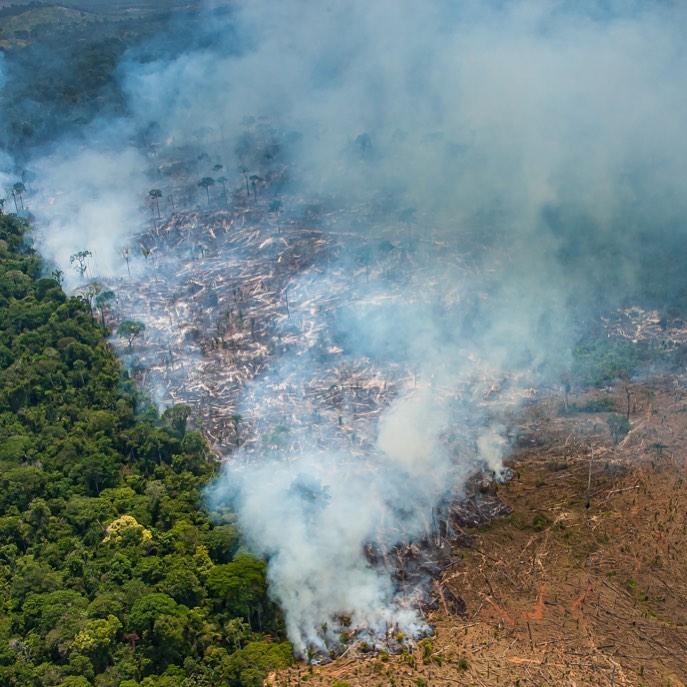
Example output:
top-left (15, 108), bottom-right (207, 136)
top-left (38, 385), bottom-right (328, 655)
top-left (272, 380), bottom-right (687, 687)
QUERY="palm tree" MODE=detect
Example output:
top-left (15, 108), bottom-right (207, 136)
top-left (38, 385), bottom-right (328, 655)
top-left (148, 189), bottom-right (162, 218)
top-left (121, 246), bottom-right (132, 278)
top-left (198, 177), bottom-right (215, 205)
top-left (217, 176), bottom-right (228, 203)
top-left (12, 182), bottom-right (25, 212)
top-left (249, 175), bottom-right (264, 198)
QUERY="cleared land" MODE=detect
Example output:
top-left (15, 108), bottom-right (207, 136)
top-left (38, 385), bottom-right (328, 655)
top-left (273, 383), bottom-right (687, 686)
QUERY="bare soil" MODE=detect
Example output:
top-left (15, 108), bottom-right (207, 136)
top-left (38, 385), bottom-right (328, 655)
top-left (273, 380), bottom-right (687, 687)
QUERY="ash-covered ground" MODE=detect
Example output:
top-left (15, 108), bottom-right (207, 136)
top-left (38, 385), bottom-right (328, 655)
top-left (97, 168), bottom-right (537, 654)
top-left (91, 159), bottom-right (687, 656)
top-left (109, 198), bottom-right (507, 454)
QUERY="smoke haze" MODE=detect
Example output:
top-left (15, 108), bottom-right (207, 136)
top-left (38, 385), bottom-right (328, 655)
top-left (3, 0), bottom-right (687, 654)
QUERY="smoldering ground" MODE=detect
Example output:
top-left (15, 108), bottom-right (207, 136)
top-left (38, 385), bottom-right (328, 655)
top-left (3, 0), bottom-right (687, 655)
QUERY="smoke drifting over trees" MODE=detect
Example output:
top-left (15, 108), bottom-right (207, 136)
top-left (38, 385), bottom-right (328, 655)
top-left (7, 1), bottom-right (687, 306)
top-left (3, 0), bottom-right (687, 655)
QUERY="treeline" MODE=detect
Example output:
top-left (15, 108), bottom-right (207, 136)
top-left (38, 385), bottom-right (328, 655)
top-left (0, 213), bottom-right (291, 686)
top-left (0, 4), bottom-right (205, 154)
top-left (2, 17), bottom-right (128, 150)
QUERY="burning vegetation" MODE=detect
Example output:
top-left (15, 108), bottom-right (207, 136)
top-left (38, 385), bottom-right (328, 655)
top-left (95, 155), bottom-right (526, 655)
top-left (4, 0), bottom-right (687, 680)
top-left (80, 126), bottom-right (687, 658)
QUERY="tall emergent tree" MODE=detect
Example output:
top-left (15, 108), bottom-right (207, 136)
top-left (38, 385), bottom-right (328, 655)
top-left (70, 250), bottom-right (93, 279)
top-left (12, 182), bottom-right (26, 212)
top-left (198, 177), bottom-right (215, 205)
top-left (95, 289), bottom-right (116, 327)
top-left (148, 188), bottom-right (162, 218)
top-left (121, 245), bottom-right (132, 278)
top-left (217, 176), bottom-right (229, 203)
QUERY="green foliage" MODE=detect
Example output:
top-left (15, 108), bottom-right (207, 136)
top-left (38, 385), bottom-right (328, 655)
top-left (205, 523), bottom-right (239, 563)
top-left (532, 514), bottom-right (549, 531)
top-left (206, 553), bottom-right (269, 622)
top-left (148, 189), bottom-right (162, 218)
top-left (69, 250), bottom-right (92, 278)
top-left (0, 215), bottom-right (286, 684)
top-left (57, 677), bottom-right (92, 687)
top-left (117, 320), bottom-right (146, 349)
top-left (572, 336), bottom-right (642, 387)
top-left (222, 641), bottom-right (293, 686)
top-left (565, 396), bottom-right (616, 413)
top-left (419, 637), bottom-right (433, 663)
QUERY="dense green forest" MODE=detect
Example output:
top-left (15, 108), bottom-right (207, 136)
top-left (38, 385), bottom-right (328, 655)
top-left (0, 213), bottom-right (291, 687)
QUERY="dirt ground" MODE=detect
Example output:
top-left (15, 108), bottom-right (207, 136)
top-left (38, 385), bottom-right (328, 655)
top-left (272, 379), bottom-right (687, 687)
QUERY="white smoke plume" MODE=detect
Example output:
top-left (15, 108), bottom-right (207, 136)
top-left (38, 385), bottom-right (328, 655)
top-left (31, 139), bottom-right (147, 285)
top-left (0, 54), bottom-right (16, 196)
top-left (3, 0), bottom-right (687, 655)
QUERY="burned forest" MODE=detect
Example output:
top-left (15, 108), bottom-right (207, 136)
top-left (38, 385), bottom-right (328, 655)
top-left (99, 132), bottom-right (529, 655)
top-left (3, 1), bottom-right (687, 685)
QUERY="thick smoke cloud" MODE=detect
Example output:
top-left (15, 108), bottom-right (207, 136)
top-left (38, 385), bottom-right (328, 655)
top-left (12, 0), bottom-right (687, 296)
top-left (112, 0), bottom-right (687, 314)
top-left (0, 54), bottom-right (15, 192)
top-left (31, 138), bottom-right (148, 283)
top-left (5, 0), bottom-right (687, 654)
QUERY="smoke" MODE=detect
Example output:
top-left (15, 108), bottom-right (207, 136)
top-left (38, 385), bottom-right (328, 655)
top-left (4, 0), bottom-right (687, 654)
top-left (0, 54), bottom-right (15, 193)
top-left (203, 243), bottom-right (523, 652)
top-left (222, 448), bottom-right (433, 656)
top-left (30, 137), bottom-right (148, 285)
